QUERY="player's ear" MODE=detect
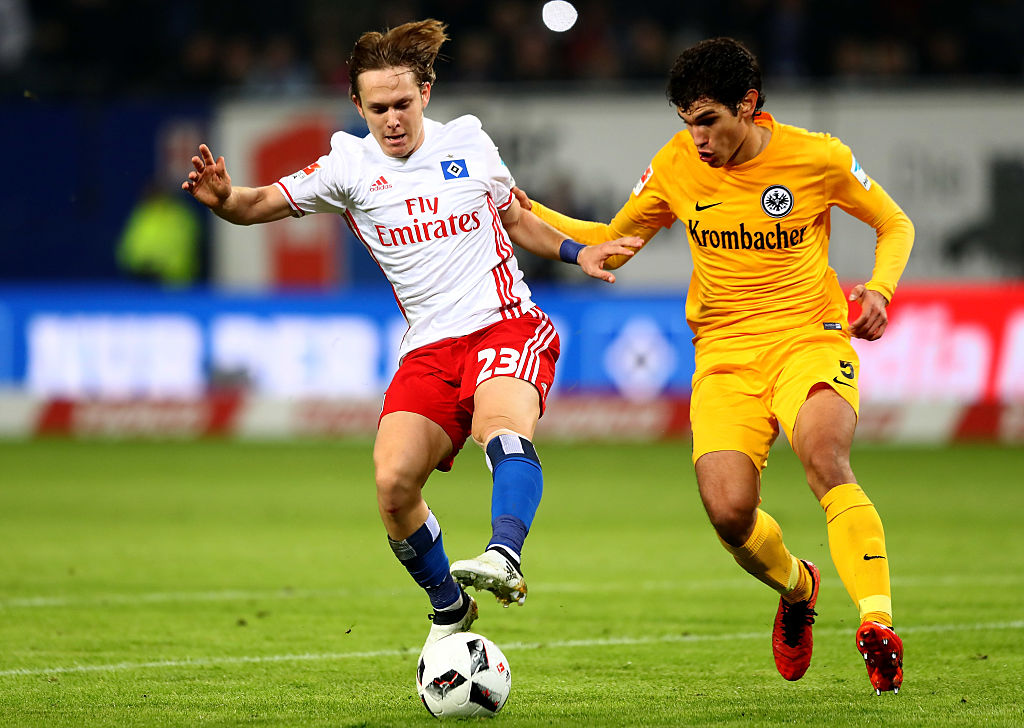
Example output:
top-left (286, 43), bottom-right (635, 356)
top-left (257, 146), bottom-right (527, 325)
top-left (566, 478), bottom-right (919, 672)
top-left (351, 93), bottom-right (365, 119)
top-left (739, 88), bottom-right (759, 119)
top-left (420, 82), bottom-right (431, 109)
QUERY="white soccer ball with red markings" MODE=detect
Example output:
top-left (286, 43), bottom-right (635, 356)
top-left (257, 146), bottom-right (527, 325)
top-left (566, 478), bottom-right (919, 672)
top-left (416, 632), bottom-right (512, 718)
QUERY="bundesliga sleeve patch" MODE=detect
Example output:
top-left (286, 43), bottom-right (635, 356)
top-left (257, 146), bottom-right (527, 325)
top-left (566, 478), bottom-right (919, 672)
top-left (850, 155), bottom-right (872, 191)
top-left (289, 161), bottom-right (320, 181)
top-left (632, 164), bottom-right (654, 196)
top-left (441, 159), bottom-right (469, 180)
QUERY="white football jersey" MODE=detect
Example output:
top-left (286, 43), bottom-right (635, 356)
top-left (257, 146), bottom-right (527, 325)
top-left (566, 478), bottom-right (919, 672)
top-left (276, 115), bottom-right (536, 357)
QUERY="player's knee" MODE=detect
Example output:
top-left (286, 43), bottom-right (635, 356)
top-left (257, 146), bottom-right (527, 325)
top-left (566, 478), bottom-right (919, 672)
top-left (374, 464), bottom-right (421, 515)
top-left (801, 446), bottom-right (854, 491)
top-left (707, 501), bottom-right (757, 546)
top-left (472, 418), bottom-right (521, 449)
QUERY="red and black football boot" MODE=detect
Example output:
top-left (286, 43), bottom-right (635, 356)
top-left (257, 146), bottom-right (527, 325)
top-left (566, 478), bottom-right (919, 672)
top-left (772, 560), bottom-right (820, 681)
top-left (856, 621), bottom-right (904, 695)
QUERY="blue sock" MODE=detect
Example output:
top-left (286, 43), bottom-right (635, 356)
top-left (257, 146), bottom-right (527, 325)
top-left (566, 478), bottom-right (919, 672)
top-left (486, 433), bottom-right (543, 559)
top-left (388, 511), bottom-right (462, 611)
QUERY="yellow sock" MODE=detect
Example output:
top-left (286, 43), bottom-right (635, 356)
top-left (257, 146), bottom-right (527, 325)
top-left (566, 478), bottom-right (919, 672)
top-left (719, 509), bottom-right (811, 603)
top-left (820, 483), bottom-right (893, 627)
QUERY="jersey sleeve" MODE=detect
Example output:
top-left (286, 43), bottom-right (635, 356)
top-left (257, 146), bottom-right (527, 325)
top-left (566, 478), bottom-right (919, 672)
top-left (528, 143), bottom-right (676, 269)
top-left (530, 200), bottom-right (656, 243)
top-left (530, 140), bottom-right (680, 244)
top-left (529, 195), bottom-right (662, 271)
top-left (477, 124), bottom-right (516, 211)
top-left (826, 139), bottom-right (914, 302)
top-left (618, 145), bottom-right (680, 233)
top-left (274, 132), bottom-right (355, 217)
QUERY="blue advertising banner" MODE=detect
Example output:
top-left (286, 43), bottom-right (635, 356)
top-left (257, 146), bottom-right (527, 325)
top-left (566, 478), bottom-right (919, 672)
top-left (0, 285), bottom-right (695, 401)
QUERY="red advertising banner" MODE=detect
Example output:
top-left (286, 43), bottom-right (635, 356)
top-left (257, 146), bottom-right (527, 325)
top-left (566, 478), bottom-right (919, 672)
top-left (852, 282), bottom-right (1024, 406)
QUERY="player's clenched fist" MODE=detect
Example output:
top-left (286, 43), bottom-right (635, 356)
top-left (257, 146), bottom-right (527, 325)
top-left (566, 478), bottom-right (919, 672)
top-left (847, 284), bottom-right (889, 341)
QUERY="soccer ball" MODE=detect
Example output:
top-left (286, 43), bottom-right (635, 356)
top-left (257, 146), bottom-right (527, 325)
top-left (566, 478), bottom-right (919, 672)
top-left (416, 632), bottom-right (512, 718)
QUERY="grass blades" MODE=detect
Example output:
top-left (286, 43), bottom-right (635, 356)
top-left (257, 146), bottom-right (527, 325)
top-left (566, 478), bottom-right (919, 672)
top-left (1, 440), bottom-right (1022, 726)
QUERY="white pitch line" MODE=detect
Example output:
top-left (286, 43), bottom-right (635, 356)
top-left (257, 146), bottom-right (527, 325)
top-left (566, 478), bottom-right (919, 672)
top-left (0, 621), bottom-right (1020, 678)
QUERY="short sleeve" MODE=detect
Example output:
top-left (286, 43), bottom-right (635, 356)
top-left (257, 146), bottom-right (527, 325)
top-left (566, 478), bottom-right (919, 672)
top-left (478, 127), bottom-right (516, 211)
top-left (274, 133), bottom-right (355, 217)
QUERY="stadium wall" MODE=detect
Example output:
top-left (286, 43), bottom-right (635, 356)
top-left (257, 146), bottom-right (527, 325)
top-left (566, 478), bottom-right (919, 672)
top-left (211, 89), bottom-right (1024, 289)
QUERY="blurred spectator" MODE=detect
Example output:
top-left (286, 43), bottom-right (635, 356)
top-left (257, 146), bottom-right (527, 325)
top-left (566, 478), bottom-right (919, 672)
top-left (220, 36), bottom-right (257, 91)
top-left (967, 0), bottom-right (1024, 77)
top-left (117, 181), bottom-right (202, 287)
top-left (0, 0), bottom-right (30, 73)
top-left (449, 30), bottom-right (498, 83)
top-left (563, 1), bottom-right (623, 81)
top-left (624, 17), bottom-right (671, 81)
top-left (244, 35), bottom-right (314, 97)
top-left (310, 38), bottom-right (350, 92)
top-left (763, 0), bottom-right (808, 82)
top-left (176, 32), bottom-right (222, 93)
top-left (7, 0), bottom-right (1024, 99)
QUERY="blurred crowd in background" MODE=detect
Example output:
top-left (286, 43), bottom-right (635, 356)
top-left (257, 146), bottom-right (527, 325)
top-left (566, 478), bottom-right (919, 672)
top-left (3, 0), bottom-right (1024, 99)
top-left (3, 0), bottom-right (1023, 287)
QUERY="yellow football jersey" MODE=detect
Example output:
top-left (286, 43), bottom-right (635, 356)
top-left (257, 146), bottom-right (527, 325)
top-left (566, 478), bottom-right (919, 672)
top-left (532, 112), bottom-right (913, 342)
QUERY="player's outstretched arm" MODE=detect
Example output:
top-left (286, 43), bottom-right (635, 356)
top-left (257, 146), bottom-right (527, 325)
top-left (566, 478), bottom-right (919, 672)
top-left (499, 198), bottom-right (641, 283)
top-left (182, 143), bottom-right (292, 225)
top-left (511, 186), bottom-right (657, 270)
top-left (848, 284), bottom-right (889, 341)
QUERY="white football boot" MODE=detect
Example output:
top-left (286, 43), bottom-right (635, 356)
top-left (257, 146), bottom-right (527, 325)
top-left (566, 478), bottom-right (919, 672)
top-left (450, 548), bottom-right (527, 607)
top-left (423, 589), bottom-right (478, 652)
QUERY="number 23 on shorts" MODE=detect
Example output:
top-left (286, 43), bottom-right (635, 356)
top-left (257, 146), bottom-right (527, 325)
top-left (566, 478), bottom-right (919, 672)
top-left (476, 347), bottom-right (522, 384)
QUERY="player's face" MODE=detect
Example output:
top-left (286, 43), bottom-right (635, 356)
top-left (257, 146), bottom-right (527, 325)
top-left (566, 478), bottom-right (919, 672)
top-left (353, 67), bottom-right (431, 158)
top-left (678, 97), bottom-right (754, 168)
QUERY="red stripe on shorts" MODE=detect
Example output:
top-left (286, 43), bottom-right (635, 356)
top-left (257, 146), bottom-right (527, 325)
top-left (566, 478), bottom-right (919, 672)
top-left (516, 308), bottom-right (556, 383)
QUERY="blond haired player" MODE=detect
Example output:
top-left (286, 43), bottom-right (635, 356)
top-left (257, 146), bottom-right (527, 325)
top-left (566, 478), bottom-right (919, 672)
top-left (520, 37), bottom-right (912, 694)
top-left (183, 19), bottom-right (641, 653)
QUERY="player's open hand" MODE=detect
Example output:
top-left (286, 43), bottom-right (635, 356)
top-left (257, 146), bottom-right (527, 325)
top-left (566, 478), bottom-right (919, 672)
top-left (578, 237), bottom-right (645, 283)
top-left (848, 284), bottom-right (889, 340)
top-left (182, 144), bottom-right (232, 210)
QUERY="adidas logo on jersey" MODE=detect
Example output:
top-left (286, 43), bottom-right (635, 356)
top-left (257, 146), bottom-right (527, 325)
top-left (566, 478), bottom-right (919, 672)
top-left (369, 175), bottom-right (392, 191)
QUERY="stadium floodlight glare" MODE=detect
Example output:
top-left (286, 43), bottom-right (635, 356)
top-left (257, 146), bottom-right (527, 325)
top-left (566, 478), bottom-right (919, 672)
top-left (542, 1), bottom-right (578, 32)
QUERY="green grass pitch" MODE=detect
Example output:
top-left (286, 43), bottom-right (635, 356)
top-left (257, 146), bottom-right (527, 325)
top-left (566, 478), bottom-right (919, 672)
top-left (1, 439), bottom-right (1022, 727)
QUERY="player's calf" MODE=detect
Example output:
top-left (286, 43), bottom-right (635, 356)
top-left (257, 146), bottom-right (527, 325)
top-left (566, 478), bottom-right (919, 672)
top-left (453, 431), bottom-right (540, 606)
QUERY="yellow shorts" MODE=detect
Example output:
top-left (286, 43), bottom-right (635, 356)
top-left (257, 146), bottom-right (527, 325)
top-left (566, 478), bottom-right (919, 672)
top-left (690, 324), bottom-right (860, 471)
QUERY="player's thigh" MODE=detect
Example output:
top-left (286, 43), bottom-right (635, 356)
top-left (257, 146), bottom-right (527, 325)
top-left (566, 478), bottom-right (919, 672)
top-left (791, 386), bottom-right (857, 492)
top-left (773, 332), bottom-right (860, 444)
top-left (380, 347), bottom-right (467, 472)
top-left (463, 313), bottom-right (559, 446)
top-left (694, 449), bottom-right (762, 540)
top-left (472, 375), bottom-right (541, 445)
top-left (374, 411), bottom-right (453, 489)
top-left (690, 368), bottom-right (777, 472)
